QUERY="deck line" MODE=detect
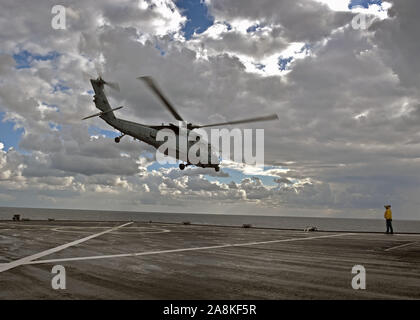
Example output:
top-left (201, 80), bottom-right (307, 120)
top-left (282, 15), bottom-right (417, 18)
top-left (0, 222), bottom-right (132, 273)
top-left (26, 232), bottom-right (354, 265)
top-left (385, 241), bottom-right (417, 251)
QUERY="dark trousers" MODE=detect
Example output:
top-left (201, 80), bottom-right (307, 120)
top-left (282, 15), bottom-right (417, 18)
top-left (386, 219), bottom-right (393, 234)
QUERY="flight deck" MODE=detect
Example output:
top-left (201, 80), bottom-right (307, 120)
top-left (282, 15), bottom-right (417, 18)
top-left (0, 221), bottom-right (419, 299)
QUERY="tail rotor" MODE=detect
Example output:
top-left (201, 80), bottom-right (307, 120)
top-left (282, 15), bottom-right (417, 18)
top-left (82, 63), bottom-right (120, 92)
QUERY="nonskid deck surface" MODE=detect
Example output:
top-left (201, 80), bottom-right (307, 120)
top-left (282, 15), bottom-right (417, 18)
top-left (0, 220), bottom-right (419, 299)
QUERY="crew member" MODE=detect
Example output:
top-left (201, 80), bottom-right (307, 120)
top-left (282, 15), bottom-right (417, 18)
top-left (384, 205), bottom-right (393, 234)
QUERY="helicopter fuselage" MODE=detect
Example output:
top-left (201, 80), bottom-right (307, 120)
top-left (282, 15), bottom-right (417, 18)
top-left (90, 78), bottom-right (219, 170)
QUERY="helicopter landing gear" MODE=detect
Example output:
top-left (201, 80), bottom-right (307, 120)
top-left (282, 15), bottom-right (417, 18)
top-left (179, 163), bottom-right (219, 171)
top-left (114, 134), bottom-right (125, 143)
top-left (179, 163), bottom-right (193, 170)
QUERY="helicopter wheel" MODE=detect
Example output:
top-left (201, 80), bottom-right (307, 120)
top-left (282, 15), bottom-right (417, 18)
top-left (215, 165), bottom-right (220, 172)
top-left (114, 137), bottom-right (120, 143)
top-left (179, 163), bottom-right (185, 170)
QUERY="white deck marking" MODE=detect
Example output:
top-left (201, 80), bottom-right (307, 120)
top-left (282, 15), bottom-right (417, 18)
top-left (0, 222), bottom-right (132, 273)
top-left (385, 241), bottom-right (417, 251)
top-left (51, 226), bottom-right (170, 235)
top-left (26, 232), bottom-right (354, 265)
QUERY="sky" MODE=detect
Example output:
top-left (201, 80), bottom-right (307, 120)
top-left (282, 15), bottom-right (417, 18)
top-left (0, 0), bottom-right (419, 220)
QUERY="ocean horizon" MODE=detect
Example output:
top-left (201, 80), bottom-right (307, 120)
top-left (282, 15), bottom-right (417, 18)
top-left (1, 206), bottom-right (420, 233)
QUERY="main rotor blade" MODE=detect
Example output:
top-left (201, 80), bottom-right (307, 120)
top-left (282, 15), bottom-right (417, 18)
top-left (137, 76), bottom-right (184, 121)
top-left (105, 81), bottom-right (120, 92)
top-left (192, 114), bottom-right (279, 129)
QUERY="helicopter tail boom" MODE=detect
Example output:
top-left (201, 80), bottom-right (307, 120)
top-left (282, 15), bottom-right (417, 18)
top-left (84, 78), bottom-right (120, 122)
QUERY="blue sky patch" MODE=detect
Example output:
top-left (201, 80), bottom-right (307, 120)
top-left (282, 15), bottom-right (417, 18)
top-left (348, 0), bottom-right (382, 9)
top-left (0, 112), bottom-right (24, 150)
top-left (247, 24), bottom-right (261, 33)
top-left (41, 102), bottom-right (60, 113)
top-left (52, 82), bottom-right (70, 93)
top-left (155, 43), bottom-right (166, 56)
top-left (254, 63), bottom-right (265, 71)
top-left (224, 22), bottom-right (232, 31)
top-left (206, 167), bottom-right (280, 186)
top-left (147, 161), bottom-right (179, 171)
top-left (13, 50), bottom-right (60, 69)
top-left (145, 161), bottom-right (280, 187)
top-left (296, 43), bottom-right (311, 54)
top-left (88, 126), bottom-right (119, 138)
top-left (278, 56), bottom-right (293, 71)
top-left (176, 0), bottom-right (214, 39)
top-left (49, 122), bottom-right (62, 131)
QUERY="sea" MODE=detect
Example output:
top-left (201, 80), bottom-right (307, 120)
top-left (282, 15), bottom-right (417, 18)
top-left (1, 207), bottom-right (420, 233)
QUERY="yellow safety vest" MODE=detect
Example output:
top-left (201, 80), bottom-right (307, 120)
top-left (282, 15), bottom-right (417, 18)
top-left (384, 208), bottom-right (392, 220)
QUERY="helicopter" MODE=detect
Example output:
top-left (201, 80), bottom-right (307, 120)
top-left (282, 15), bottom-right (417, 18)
top-left (83, 75), bottom-right (279, 171)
